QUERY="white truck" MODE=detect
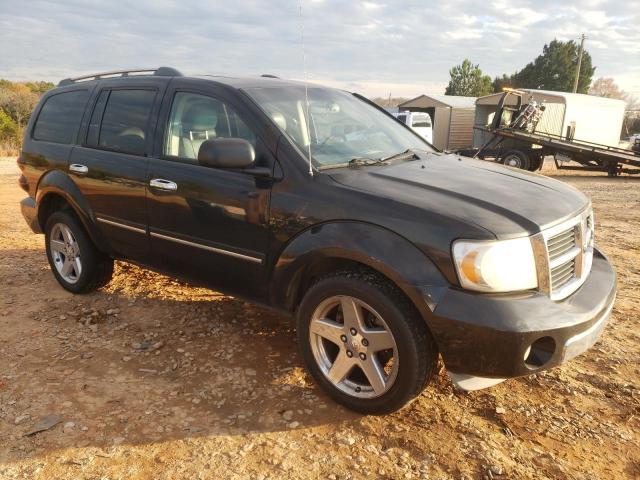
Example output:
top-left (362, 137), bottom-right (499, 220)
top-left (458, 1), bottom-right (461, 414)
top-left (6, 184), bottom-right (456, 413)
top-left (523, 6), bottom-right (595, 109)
top-left (394, 111), bottom-right (433, 144)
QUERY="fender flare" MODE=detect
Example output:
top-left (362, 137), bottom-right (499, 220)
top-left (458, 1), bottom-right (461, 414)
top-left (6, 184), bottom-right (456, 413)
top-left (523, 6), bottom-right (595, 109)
top-left (270, 221), bottom-right (449, 325)
top-left (35, 170), bottom-right (109, 252)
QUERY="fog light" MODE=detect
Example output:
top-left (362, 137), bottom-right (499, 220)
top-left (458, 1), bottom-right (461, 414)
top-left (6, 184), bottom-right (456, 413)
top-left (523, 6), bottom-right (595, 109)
top-left (524, 336), bottom-right (556, 369)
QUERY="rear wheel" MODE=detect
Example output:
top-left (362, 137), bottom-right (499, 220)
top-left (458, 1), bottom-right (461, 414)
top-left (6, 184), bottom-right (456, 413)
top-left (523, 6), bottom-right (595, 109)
top-left (297, 270), bottom-right (438, 414)
top-left (45, 210), bottom-right (113, 293)
top-left (500, 150), bottom-right (531, 170)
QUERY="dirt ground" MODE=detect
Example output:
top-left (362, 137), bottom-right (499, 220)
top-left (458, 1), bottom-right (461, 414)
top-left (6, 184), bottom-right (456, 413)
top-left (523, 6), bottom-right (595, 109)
top-left (0, 157), bottom-right (638, 480)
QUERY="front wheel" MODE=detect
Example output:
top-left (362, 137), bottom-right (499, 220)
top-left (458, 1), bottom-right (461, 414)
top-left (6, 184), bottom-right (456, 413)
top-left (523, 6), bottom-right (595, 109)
top-left (297, 270), bottom-right (438, 414)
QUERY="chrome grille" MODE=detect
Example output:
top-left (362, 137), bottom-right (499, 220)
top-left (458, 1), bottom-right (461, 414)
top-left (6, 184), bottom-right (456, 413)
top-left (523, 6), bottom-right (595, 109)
top-left (550, 258), bottom-right (576, 289)
top-left (547, 227), bottom-right (576, 262)
top-left (532, 209), bottom-right (594, 301)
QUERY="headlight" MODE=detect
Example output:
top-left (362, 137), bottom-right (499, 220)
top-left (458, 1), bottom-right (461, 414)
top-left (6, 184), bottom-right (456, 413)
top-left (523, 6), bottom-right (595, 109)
top-left (452, 237), bottom-right (538, 292)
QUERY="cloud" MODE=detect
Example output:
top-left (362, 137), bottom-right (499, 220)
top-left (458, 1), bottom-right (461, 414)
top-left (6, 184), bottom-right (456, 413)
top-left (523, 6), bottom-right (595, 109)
top-left (0, 0), bottom-right (638, 96)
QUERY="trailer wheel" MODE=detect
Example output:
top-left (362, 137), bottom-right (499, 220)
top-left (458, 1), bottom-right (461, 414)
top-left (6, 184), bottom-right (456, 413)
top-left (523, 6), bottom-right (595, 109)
top-left (528, 155), bottom-right (544, 171)
top-left (607, 165), bottom-right (619, 177)
top-left (500, 150), bottom-right (530, 170)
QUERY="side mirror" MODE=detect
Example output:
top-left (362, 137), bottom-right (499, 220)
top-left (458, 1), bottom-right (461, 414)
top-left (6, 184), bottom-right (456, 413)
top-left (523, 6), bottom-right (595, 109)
top-left (198, 138), bottom-right (255, 169)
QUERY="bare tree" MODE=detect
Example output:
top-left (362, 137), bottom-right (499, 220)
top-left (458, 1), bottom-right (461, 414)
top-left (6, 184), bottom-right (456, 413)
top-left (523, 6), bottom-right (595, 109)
top-left (589, 77), bottom-right (627, 100)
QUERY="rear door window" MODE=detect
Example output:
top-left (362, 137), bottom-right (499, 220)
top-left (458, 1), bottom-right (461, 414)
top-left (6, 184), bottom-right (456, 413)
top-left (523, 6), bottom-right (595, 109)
top-left (32, 90), bottom-right (89, 144)
top-left (86, 89), bottom-right (156, 156)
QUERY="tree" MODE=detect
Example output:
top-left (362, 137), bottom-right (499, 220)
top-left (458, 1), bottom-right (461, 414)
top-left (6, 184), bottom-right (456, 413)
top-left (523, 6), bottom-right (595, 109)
top-left (0, 109), bottom-right (19, 142)
top-left (445, 59), bottom-right (493, 97)
top-left (0, 79), bottom-right (54, 154)
top-left (494, 40), bottom-right (595, 94)
top-left (370, 96), bottom-right (410, 108)
top-left (492, 74), bottom-right (515, 93)
top-left (589, 77), bottom-right (627, 100)
top-left (0, 83), bottom-right (39, 128)
top-left (24, 81), bottom-right (55, 95)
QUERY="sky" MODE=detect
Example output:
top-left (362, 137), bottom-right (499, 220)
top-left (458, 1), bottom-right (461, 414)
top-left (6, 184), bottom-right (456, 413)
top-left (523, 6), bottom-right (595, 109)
top-left (0, 0), bottom-right (638, 98)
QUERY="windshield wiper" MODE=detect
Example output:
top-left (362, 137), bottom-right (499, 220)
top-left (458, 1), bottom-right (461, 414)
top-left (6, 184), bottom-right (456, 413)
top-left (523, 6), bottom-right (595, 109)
top-left (317, 157), bottom-right (388, 170)
top-left (318, 150), bottom-right (418, 171)
top-left (348, 157), bottom-right (386, 167)
top-left (381, 148), bottom-right (419, 162)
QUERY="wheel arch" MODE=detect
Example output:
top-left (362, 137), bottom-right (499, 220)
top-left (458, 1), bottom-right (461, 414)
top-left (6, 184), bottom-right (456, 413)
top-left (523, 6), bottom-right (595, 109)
top-left (270, 221), bottom-right (449, 327)
top-left (36, 170), bottom-right (109, 252)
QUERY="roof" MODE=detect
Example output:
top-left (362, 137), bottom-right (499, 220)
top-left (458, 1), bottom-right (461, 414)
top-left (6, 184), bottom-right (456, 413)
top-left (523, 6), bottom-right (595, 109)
top-left (476, 89), bottom-right (626, 107)
top-left (57, 66), bottom-right (325, 90)
top-left (399, 94), bottom-right (477, 109)
top-left (193, 75), bottom-right (314, 90)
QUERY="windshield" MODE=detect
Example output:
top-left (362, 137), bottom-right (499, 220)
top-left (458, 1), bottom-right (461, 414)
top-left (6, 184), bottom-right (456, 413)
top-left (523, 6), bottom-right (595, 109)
top-left (245, 86), bottom-right (434, 168)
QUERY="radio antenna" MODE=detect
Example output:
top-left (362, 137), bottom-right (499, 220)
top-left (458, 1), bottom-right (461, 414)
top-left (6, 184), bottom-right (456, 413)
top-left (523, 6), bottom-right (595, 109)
top-left (298, 1), bottom-right (314, 176)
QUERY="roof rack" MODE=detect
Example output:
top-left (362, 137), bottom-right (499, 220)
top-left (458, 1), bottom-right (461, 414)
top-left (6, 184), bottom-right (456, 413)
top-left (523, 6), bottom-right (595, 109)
top-left (260, 74), bottom-right (279, 79)
top-left (58, 66), bottom-right (182, 86)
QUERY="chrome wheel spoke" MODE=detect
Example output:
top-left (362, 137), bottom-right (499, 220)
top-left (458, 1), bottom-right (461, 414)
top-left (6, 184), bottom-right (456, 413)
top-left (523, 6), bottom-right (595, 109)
top-left (50, 240), bottom-right (66, 254)
top-left (360, 356), bottom-right (387, 395)
top-left (340, 296), bottom-right (365, 331)
top-left (364, 328), bottom-right (395, 352)
top-left (72, 257), bottom-right (82, 277)
top-left (310, 317), bottom-right (344, 346)
top-left (60, 225), bottom-right (74, 244)
top-left (326, 354), bottom-right (354, 385)
top-left (60, 258), bottom-right (75, 277)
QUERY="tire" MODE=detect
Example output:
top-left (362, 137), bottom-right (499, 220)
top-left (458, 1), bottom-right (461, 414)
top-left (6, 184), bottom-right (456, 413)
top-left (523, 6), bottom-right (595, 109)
top-left (528, 154), bottom-right (544, 172)
top-left (500, 150), bottom-right (531, 170)
top-left (296, 270), bottom-right (438, 414)
top-left (45, 210), bottom-right (113, 293)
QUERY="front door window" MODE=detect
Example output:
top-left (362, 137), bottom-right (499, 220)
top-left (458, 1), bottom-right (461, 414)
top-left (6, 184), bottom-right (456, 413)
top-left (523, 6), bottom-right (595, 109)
top-left (164, 92), bottom-right (256, 162)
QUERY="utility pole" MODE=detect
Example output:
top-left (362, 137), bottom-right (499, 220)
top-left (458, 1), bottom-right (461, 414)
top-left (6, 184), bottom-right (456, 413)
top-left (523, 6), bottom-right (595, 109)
top-left (573, 33), bottom-right (586, 93)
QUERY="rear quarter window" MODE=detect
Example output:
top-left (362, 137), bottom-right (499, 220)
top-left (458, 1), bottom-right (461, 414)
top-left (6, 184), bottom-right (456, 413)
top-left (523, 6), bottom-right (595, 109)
top-left (32, 90), bottom-right (89, 144)
top-left (86, 89), bottom-right (156, 156)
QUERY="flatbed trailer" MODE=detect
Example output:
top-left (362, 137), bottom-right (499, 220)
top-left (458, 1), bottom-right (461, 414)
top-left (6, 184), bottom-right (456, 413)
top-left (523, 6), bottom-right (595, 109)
top-left (457, 90), bottom-right (640, 176)
top-left (473, 127), bottom-right (640, 176)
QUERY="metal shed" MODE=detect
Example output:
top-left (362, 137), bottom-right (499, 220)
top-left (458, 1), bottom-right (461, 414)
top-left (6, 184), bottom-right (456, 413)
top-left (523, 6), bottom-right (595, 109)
top-left (474, 89), bottom-right (625, 149)
top-left (398, 94), bottom-right (477, 150)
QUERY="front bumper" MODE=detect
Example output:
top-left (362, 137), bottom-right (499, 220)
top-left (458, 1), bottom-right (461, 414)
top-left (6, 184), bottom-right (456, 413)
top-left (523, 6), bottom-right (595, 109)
top-left (429, 248), bottom-right (616, 382)
top-left (20, 197), bottom-right (41, 233)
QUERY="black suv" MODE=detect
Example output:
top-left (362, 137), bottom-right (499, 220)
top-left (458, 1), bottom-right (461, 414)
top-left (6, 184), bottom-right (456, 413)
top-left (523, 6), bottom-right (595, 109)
top-left (18, 67), bottom-right (616, 414)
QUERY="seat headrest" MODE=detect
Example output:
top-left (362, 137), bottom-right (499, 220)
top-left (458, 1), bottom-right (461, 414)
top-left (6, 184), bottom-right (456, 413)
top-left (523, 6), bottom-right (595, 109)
top-left (183, 103), bottom-right (218, 132)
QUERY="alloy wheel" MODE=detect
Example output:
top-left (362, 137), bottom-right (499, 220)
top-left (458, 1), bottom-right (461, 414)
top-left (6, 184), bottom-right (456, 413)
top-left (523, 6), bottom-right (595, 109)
top-left (49, 223), bottom-right (82, 284)
top-left (309, 295), bottom-right (399, 398)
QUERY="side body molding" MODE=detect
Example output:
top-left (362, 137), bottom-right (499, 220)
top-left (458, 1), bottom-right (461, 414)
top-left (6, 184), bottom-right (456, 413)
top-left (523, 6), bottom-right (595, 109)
top-left (270, 221), bottom-right (449, 322)
top-left (35, 170), bottom-right (110, 252)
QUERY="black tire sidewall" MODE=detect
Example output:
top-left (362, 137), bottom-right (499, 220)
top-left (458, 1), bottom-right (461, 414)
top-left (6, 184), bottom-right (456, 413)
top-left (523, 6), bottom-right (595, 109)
top-left (45, 211), bottom-right (103, 294)
top-left (297, 273), bottom-right (435, 414)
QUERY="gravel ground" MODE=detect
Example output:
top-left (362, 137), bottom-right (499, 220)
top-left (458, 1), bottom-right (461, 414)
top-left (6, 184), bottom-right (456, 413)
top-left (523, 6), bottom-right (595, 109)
top-left (0, 157), bottom-right (638, 479)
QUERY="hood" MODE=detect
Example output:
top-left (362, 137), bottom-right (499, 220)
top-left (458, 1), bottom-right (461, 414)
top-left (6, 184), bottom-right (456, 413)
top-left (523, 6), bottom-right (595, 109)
top-left (328, 153), bottom-right (589, 238)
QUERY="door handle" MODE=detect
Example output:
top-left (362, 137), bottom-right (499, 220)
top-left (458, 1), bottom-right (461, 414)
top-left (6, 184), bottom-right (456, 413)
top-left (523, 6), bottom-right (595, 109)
top-left (150, 178), bottom-right (178, 191)
top-left (69, 164), bottom-right (88, 174)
